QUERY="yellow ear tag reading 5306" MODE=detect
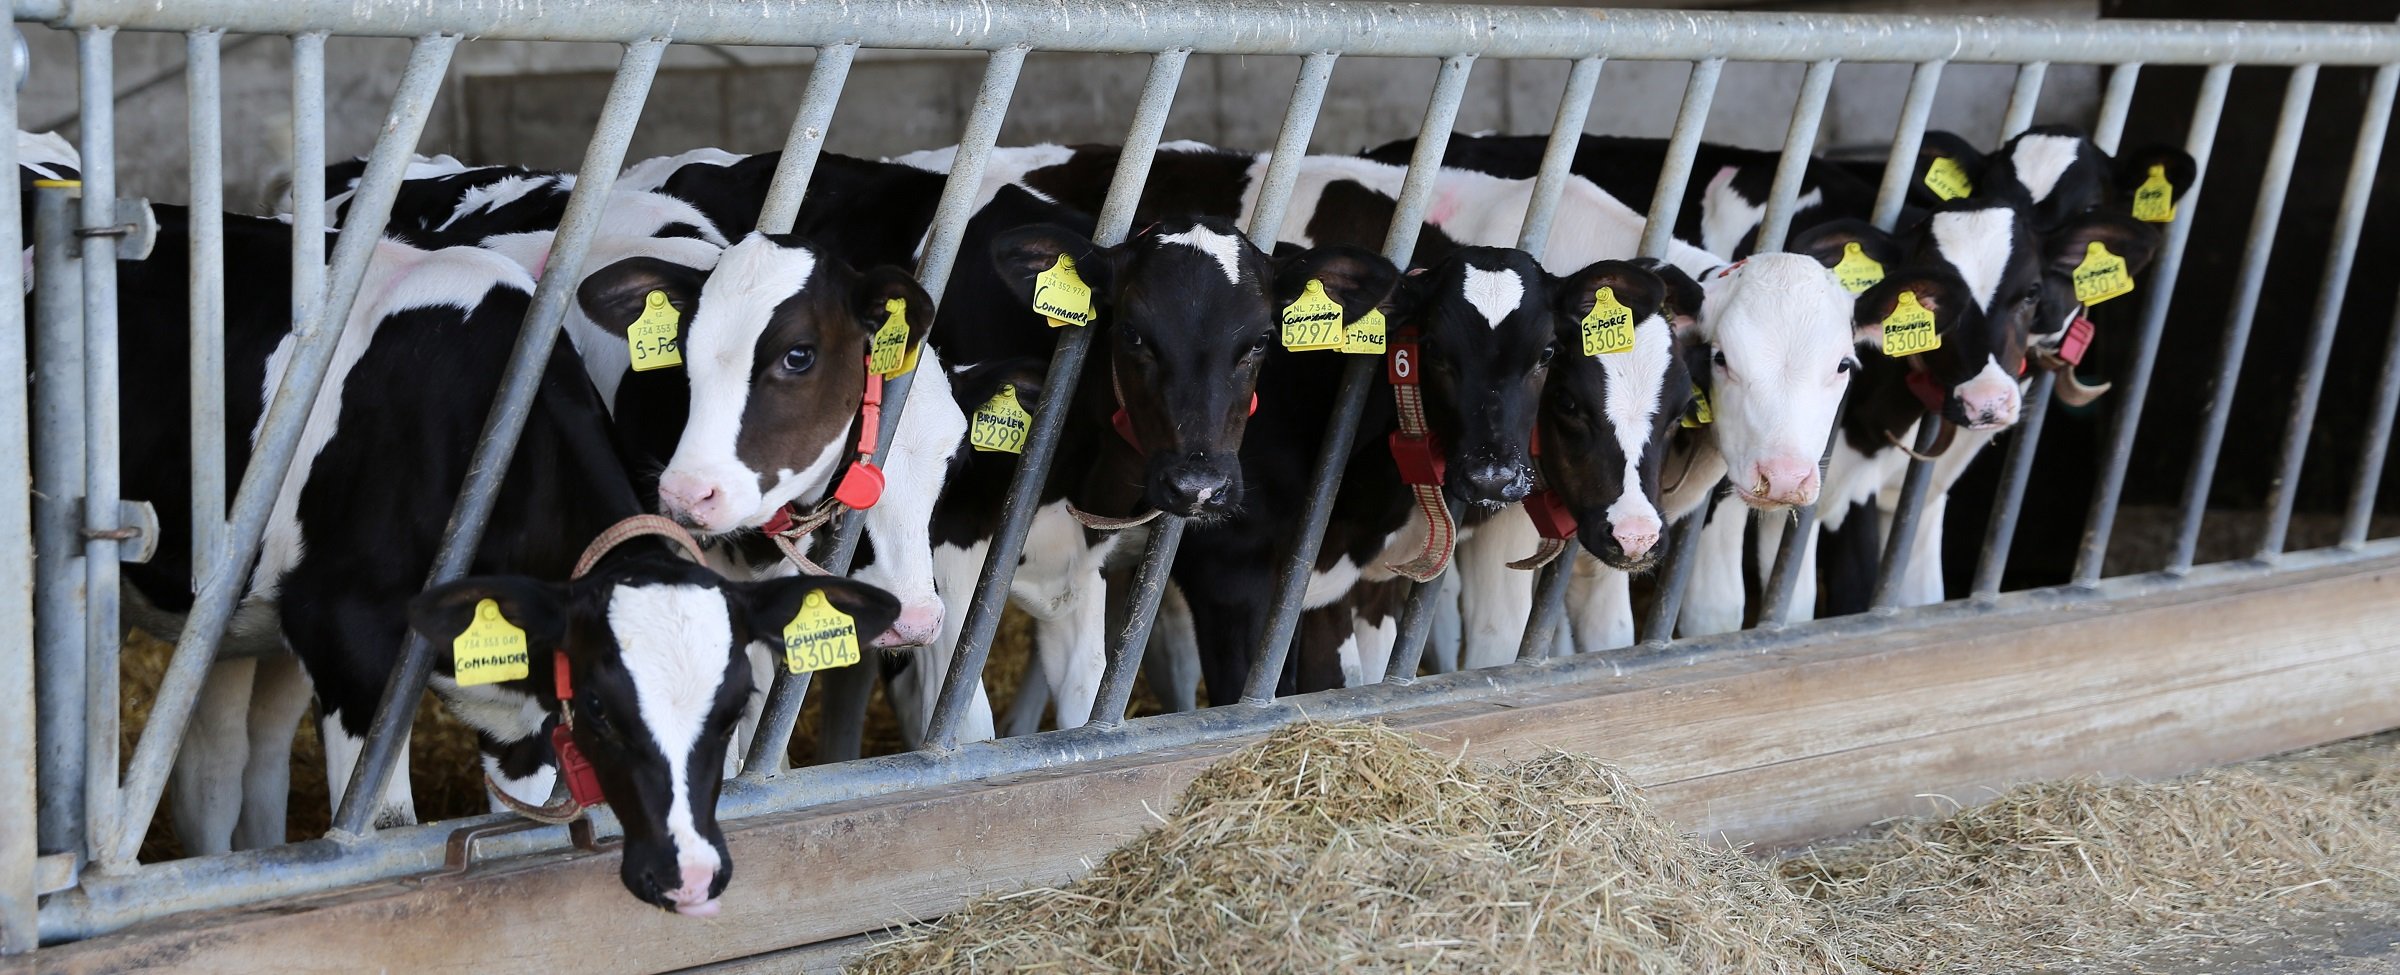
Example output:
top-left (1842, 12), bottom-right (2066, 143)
top-left (453, 599), bottom-right (529, 687)
top-left (1680, 386), bottom-right (1713, 429)
top-left (1281, 278), bottom-right (1346, 351)
top-left (1833, 242), bottom-right (1886, 295)
top-left (1923, 156), bottom-right (1974, 201)
top-left (783, 590), bottom-right (860, 675)
top-left (626, 290), bottom-right (683, 372)
top-left (970, 385), bottom-right (1033, 454)
top-left (1032, 254), bottom-right (1095, 328)
top-left (869, 297), bottom-right (917, 378)
top-left (1880, 291), bottom-right (1941, 358)
top-left (2073, 241), bottom-right (2135, 306)
top-left (1343, 308), bottom-right (1388, 355)
top-left (2132, 164), bottom-right (2176, 223)
top-left (1581, 286), bottom-right (1636, 357)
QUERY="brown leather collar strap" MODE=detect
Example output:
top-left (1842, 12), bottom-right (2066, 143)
top-left (572, 514), bottom-right (709, 579)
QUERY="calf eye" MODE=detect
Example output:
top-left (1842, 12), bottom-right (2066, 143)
top-left (1711, 350), bottom-right (1728, 369)
top-left (1837, 358), bottom-right (1858, 375)
top-left (580, 696), bottom-right (618, 741)
top-left (1556, 393), bottom-right (1582, 416)
top-left (1538, 343), bottom-right (1557, 366)
top-left (1124, 330), bottom-right (1145, 349)
top-left (781, 345), bottom-right (817, 375)
top-left (1248, 332), bottom-right (1272, 355)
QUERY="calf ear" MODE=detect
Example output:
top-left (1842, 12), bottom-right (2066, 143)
top-left (992, 224), bottom-right (1115, 310)
top-left (577, 256), bottom-right (707, 339)
top-left (2047, 210), bottom-right (2162, 278)
top-left (1629, 257), bottom-right (1705, 338)
top-left (1791, 219), bottom-right (1902, 272)
top-left (1854, 269), bottom-right (1971, 352)
top-left (736, 576), bottom-right (904, 651)
top-left (408, 577), bottom-right (569, 662)
top-left (854, 265), bottom-right (936, 350)
top-left (2113, 143), bottom-right (2197, 206)
top-left (1906, 130), bottom-right (1987, 209)
top-left (1274, 245), bottom-right (1399, 325)
top-left (1553, 260), bottom-right (1666, 339)
top-left (953, 356), bottom-right (1049, 413)
top-left (1677, 337), bottom-right (1715, 423)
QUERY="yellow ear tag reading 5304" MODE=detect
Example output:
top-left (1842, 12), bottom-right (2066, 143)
top-left (1581, 286), bottom-right (1636, 357)
top-left (1343, 308), bottom-right (1388, 355)
top-left (783, 590), bottom-right (860, 675)
top-left (869, 297), bottom-right (917, 378)
top-left (1923, 156), bottom-right (1974, 201)
top-left (1881, 291), bottom-right (1941, 358)
top-left (1833, 242), bottom-right (1886, 295)
top-left (2132, 164), bottom-right (2176, 223)
top-left (1281, 278), bottom-right (1346, 351)
top-left (1032, 254), bottom-right (1095, 328)
top-left (453, 599), bottom-right (529, 687)
top-left (970, 385), bottom-right (1032, 454)
top-left (2073, 241), bottom-right (2135, 306)
top-left (1680, 386), bottom-right (1713, 429)
top-left (626, 290), bottom-right (683, 372)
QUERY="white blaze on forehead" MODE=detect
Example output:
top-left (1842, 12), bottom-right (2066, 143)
top-left (608, 583), bottom-right (735, 878)
top-left (1599, 314), bottom-right (1674, 531)
top-left (1460, 265), bottom-right (1525, 329)
top-left (1156, 224), bottom-right (1245, 284)
top-left (1930, 208), bottom-right (2016, 313)
top-left (2008, 134), bottom-right (2083, 204)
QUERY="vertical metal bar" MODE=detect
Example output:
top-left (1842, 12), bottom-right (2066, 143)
top-left (0, 27), bottom-right (34, 954)
top-left (1239, 54), bottom-right (1480, 702)
top-left (187, 29), bottom-right (226, 583)
top-left (328, 39), bottom-right (665, 837)
top-left (1975, 64), bottom-right (2141, 600)
top-left (31, 189), bottom-right (84, 866)
top-left (1752, 59), bottom-right (1840, 254)
top-left (1638, 500), bottom-right (1711, 643)
top-left (1514, 544), bottom-right (1575, 662)
top-left (75, 26), bottom-right (125, 871)
top-left (286, 33), bottom-right (326, 432)
top-left (1243, 52), bottom-right (1337, 247)
top-left (2259, 63), bottom-right (2395, 559)
top-left (1999, 61), bottom-right (2049, 140)
top-left (2166, 64), bottom-right (2316, 575)
top-left (2073, 62), bottom-right (2232, 587)
top-left (2344, 292), bottom-right (2400, 548)
top-left (753, 42), bottom-right (857, 236)
top-left (1636, 58), bottom-right (1724, 259)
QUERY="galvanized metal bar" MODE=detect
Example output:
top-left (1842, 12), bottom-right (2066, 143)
top-left (1242, 52), bottom-right (1336, 247)
top-left (2091, 63), bottom-right (2144, 153)
top-left (1999, 61), bottom-right (2048, 139)
top-left (288, 32), bottom-right (326, 368)
top-left (1751, 58), bottom-right (1840, 254)
top-left (0, 28), bottom-right (32, 953)
top-left (186, 29), bottom-right (226, 583)
top-left (1514, 542), bottom-right (1574, 662)
top-left (1639, 503), bottom-right (1709, 643)
top-left (1381, 537), bottom-right (1453, 683)
top-left (752, 42), bottom-right (857, 236)
top-left (330, 38), bottom-right (666, 836)
top-left (1637, 58), bottom-right (1723, 259)
top-left (2259, 62), bottom-right (2396, 559)
top-left (75, 26), bottom-right (126, 871)
top-left (30, 188), bottom-right (85, 867)
top-left (2167, 64), bottom-right (2315, 576)
top-left (2345, 291), bottom-right (2400, 548)
top-left (2074, 62), bottom-right (2234, 587)
top-left (1243, 53), bottom-right (1478, 703)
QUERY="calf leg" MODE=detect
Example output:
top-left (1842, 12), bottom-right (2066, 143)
top-left (169, 656), bottom-right (257, 856)
top-left (233, 653), bottom-right (313, 850)
top-left (320, 709), bottom-right (414, 831)
top-left (1455, 516), bottom-right (1538, 671)
top-left (1566, 556), bottom-right (1635, 654)
top-left (1425, 571), bottom-right (1463, 674)
top-left (1141, 583), bottom-right (1201, 712)
top-left (1016, 503), bottom-right (1110, 731)
top-left (1678, 495), bottom-right (1748, 637)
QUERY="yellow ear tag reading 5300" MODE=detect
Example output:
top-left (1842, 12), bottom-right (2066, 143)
top-left (1032, 255), bottom-right (1095, 328)
top-left (970, 385), bottom-right (1033, 454)
top-left (453, 599), bottom-right (529, 687)
top-left (870, 297), bottom-right (917, 378)
top-left (1881, 291), bottom-right (1941, 358)
top-left (1680, 386), bottom-right (1713, 429)
top-left (2133, 164), bottom-right (2176, 223)
top-left (1342, 308), bottom-right (1388, 355)
top-left (626, 290), bottom-right (683, 372)
top-left (1833, 242), bottom-right (1886, 295)
top-left (1923, 156), bottom-right (1974, 201)
top-left (1581, 286), bottom-right (1636, 357)
top-left (1281, 278), bottom-right (1346, 351)
top-left (2073, 241), bottom-right (2135, 306)
top-left (783, 590), bottom-right (860, 675)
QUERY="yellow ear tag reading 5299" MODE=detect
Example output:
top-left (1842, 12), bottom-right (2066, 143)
top-left (1680, 386), bottom-right (1714, 429)
top-left (1833, 242), bottom-right (1886, 295)
top-left (869, 297), bottom-right (917, 378)
top-left (2132, 164), bottom-right (2176, 223)
top-left (453, 599), bottom-right (529, 687)
top-left (1281, 278), bottom-right (1346, 351)
top-left (783, 590), bottom-right (860, 675)
top-left (2073, 241), bottom-right (2135, 306)
top-left (1581, 286), bottom-right (1636, 357)
top-left (1342, 308), bottom-right (1388, 355)
top-left (626, 290), bottom-right (683, 372)
top-left (1032, 254), bottom-right (1095, 328)
top-left (1923, 156), bottom-right (1974, 201)
top-left (1880, 290), bottom-right (1941, 358)
top-left (970, 385), bottom-right (1033, 454)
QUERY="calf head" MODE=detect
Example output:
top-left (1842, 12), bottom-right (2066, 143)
top-left (1691, 248), bottom-right (1865, 509)
top-left (1893, 200), bottom-right (2049, 430)
top-left (1387, 247), bottom-right (1565, 510)
top-left (408, 561), bottom-right (900, 916)
top-left (1534, 259), bottom-right (1689, 569)
top-left (2029, 209), bottom-right (2162, 397)
top-left (1983, 124), bottom-right (2196, 234)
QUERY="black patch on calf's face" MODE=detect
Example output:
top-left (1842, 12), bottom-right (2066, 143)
top-left (1534, 260), bottom-right (1686, 570)
top-left (1400, 247), bottom-right (1559, 510)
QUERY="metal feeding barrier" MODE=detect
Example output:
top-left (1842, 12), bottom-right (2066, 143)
top-left (3, 0), bottom-right (2399, 954)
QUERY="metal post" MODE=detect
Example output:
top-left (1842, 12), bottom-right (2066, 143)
top-left (2166, 65), bottom-right (2316, 575)
top-left (2259, 63), bottom-right (2396, 559)
top-left (2345, 291), bottom-right (2400, 548)
top-left (1639, 500), bottom-right (1712, 643)
top-left (1637, 58), bottom-right (1723, 258)
top-left (754, 42), bottom-right (858, 236)
top-left (1999, 61), bottom-right (2048, 140)
top-left (1243, 52), bottom-right (1336, 247)
top-left (2073, 62), bottom-right (2232, 587)
top-left (75, 27), bottom-right (127, 872)
top-left (187, 29), bottom-right (225, 582)
top-left (0, 25), bottom-right (34, 953)
top-left (1752, 59), bottom-right (1840, 254)
top-left (31, 188), bottom-right (84, 867)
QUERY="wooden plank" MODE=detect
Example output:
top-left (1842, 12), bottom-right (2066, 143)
top-left (15, 554), bottom-right (2400, 975)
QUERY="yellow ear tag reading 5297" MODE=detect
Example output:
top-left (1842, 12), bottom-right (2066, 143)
top-left (1923, 156), bottom-right (1974, 201)
top-left (1581, 286), bottom-right (1636, 357)
top-left (869, 297), bottom-right (917, 378)
top-left (453, 598), bottom-right (529, 687)
top-left (970, 385), bottom-right (1033, 454)
top-left (783, 590), bottom-right (860, 675)
top-left (1833, 242), bottom-right (1886, 295)
top-left (2073, 241), bottom-right (2135, 306)
top-left (1680, 386), bottom-right (1713, 429)
top-left (626, 290), bottom-right (683, 372)
top-left (1880, 291), bottom-right (1941, 358)
top-left (1032, 254), bottom-right (1095, 328)
top-left (1342, 308), bottom-right (1388, 355)
top-left (1281, 278), bottom-right (1346, 351)
top-left (2132, 164), bottom-right (2176, 223)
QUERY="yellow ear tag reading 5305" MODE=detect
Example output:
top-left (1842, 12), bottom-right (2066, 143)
top-left (783, 590), bottom-right (860, 675)
top-left (626, 290), bottom-right (683, 372)
top-left (2073, 241), bottom-right (2135, 306)
top-left (1342, 308), bottom-right (1388, 355)
top-left (1833, 242), bottom-right (1886, 295)
top-left (1881, 291), bottom-right (1941, 358)
top-left (453, 599), bottom-right (529, 687)
top-left (1032, 254), bottom-right (1095, 328)
top-left (869, 297), bottom-right (917, 378)
top-left (1581, 286), bottom-right (1636, 357)
top-left (2132, 164), bottom-right (2176, 223)
top-left (1680, 386), bottom-right (1713, 429)
top-left (1923, 156), bottom-right (1974, 201)
top-left (970, 385), bottom-right (1033, 454)
top-left (1281, 278), bottom-right (1346, 351)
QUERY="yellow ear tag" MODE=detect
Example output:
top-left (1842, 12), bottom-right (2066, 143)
top-left (1032, 254), bottom-right (1095, 328)
top-left (1680, 386), bottom-right (1713, 429)
top-left (1832, 242), bottom-right (1886, 295)
top-left (626, 290), bottom-right (683, 372)
top-left (1280, 278), bottom-right (1346, 351)
top-left (869, 297), bottom-right (916, 378)
top-left (2073, 241), bottom-right (2135, 306)
top-left (452, 599), bottom-right (529, 687)
top-left (1342, 308), bottom-right (1388, 355)
top-left (2132, 163), bottom-right (2176, 223)
top-left (1880, 290), bottom-right (1941, 358)
top-left (1923, 156), bottom-right (1974, 201)
top-left (1580, 286), bottom-right (1636, 357)
top-left (970, 385), bottom-right (1033, 454)
top-left (782, 590), bottom-right (860, 675)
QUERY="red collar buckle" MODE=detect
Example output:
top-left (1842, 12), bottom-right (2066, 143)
top-left (1905, 369), bottom-right (1947, 415)
top-left (1389, 430), bottom-right (1446, 486)
top-left (1524, 489), bottom-right (1577, 541)
top-left (831, 360), bottom-right (886, 510)
top-left (2058, 315), bottom-right (2096, 367)
top-left (550, 652), bottom-right (606, 808)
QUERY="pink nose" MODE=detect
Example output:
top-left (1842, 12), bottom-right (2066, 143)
top-left (668, 864), bottom-right (719, 917)
top-left (1958, 386), bottom-right (2021, 429)
top-left (1613, 513), bottom-right (1662, 559)
top-left (657, 473), bottom-right (728, 528)
top-left (869, 602), bottom-right (944, 649)
top-left (1750, 457), bottom-right (1820, 506)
